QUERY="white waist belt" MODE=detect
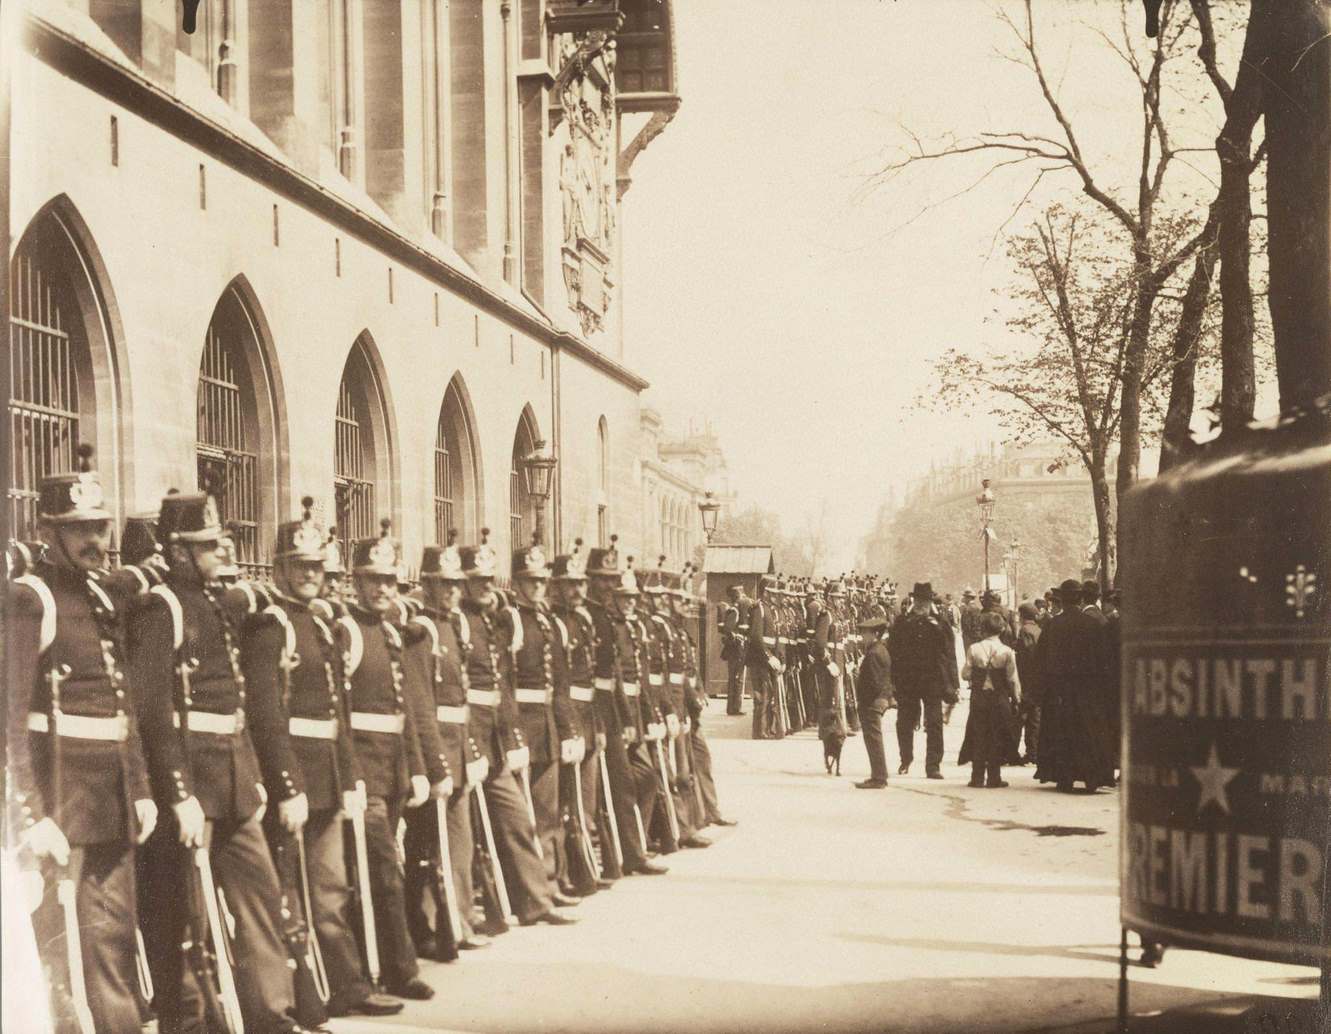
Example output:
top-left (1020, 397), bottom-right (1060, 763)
top-left (778, 637), bottom-right (789, 645)
top-left (668, 674), bottom-right (684, 686)
top-left (28, 711), bottom-right (128, 742)
top-left (515, 688), bottom-right (551, 705)
top-left (648, 675), bottom-right (664, 687)
top-left (593, 677), bottom-right (615, 692)
top-left (467, 689), bottom-right (501, 707)
top-left (762, 636), bottom-right (776, 646)
top-left (621, 682), bottom-right (641, 697)
top-left (570, 685), bottom-right (595, 702)
top-left (289, 717), bottom-right (337, 740)
top-left (737, 625), bottom-right (750, 632)
top-left (436, 705), bottom-right (469, 724)
top-left (174, 710), bottom-right (244, 735)
top-left (350, 711), bottom-right (405, 734)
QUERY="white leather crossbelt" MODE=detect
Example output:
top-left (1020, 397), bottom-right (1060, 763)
top-left (174, 710), bottom-right (244, 735)
top-left (28, 712), bottom-right (128, 741)
top-left (515, 688), bottom-right (551, 705)
top-left (289, 717), bottom-right (337, 740)
top-left (668, 674), bottom-right (684, 686)
top-left (467, 689), bottom-right (500, 707)
top-left (570, 685), bottom-right (595, 702)
top-left (436, 705), bottom-right (469, 724)
top-left (350, 711), bottom-right (405, 734)
top-left (621, 682), bottom-right (641, 697)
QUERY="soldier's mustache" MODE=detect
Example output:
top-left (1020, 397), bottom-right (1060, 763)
top-left (80, 545), bottom-right (106, 561)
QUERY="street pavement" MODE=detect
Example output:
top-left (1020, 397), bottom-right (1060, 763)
top-left (331, 701), bottom-right (1319, 1034)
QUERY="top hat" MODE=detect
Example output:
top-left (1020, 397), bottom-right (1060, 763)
top-left (351, 518), bottom-right (401, 576)
top-left (159, 483), bottom-right (223, 544)
top-left (612, 555), bottom-right (640, 595)
top-left (912, 581), bottom-right (934, 600)
top-left (512, 532), bottom-right (551, 579)
top-left (458, 528), bottom-right (498, 579)
top-left (39, 444), bottom-right (113, 525)
top-left (120, 514), bottom-right (161, 567)
top-left (421, 529), bottom-right (466, 581)
top-left (586, 534), bottom-right (622, 577)
top-left (552, 538), bottom-right (589, 581)
top-left (322, 528), bottom-right (346, 575)
top-left (276, 496), bottom-right (327, 563)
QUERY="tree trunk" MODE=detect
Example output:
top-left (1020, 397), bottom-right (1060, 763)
top-left (1114, 249), bottom-right (1156, 539)
top-left (1089, 453), bottom-right (1115, 589)
top-left (1159, 207), bottom-right (1220, 472)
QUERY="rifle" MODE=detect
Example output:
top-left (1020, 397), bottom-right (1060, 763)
top-left (516, 765), bottom-right (545, 861)
top-left (347, 809), bottom-right (380, 986)
top-left (652, 739), bottom-right (680, 844)
top-left (471, 783), bottom-right (516, 926)
top-left (561, 763), bottom-right (600, 895)
top-left (48, 663), bottom-right (95, 1034)
top-left (194, 848), bottom-right (245, 1034)
top-left (292, 834), bottom-right (331, 1011)
top-left (431, 798), bottom-right (462, 960)
top-left (595, 750), bottom-right (624, 873)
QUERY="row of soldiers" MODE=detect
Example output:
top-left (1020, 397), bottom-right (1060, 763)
top-left (5, 446), bottom-right (732, 1034)
top-left (718, 575), bottom-right (902, 740)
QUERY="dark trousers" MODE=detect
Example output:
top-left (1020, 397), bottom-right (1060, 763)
top-left (140, 814), bottom-right (294, 1034)
top-left (33, 841), bottom-right (141, 1034)
top-left (646, 736), bottom-right (692, 850)
top-left (298, 809), bottom-right (372, 1010)
top-left (747, 663), bottom-right (774, 739)
top-left (600, 725), bottom-right (659, 869)
top-left (362, 795), bottom-right (418, 988)
top-left (528, 760), bottom-right (561, 890)
top-left (689, 723), bottom-right (723, 824)
top-left (482, 770), bottom-right (553, 922)
top-left (859, 696), bottom-right (891, 782)
top-left (1019, 701), bottom-right (1041, 761)
top-left (895, 695), bottom-right (944, 772)
top-left (725, 659), bottom-right (745, 714)
top-left (403, 790), bottom-right (476, 950)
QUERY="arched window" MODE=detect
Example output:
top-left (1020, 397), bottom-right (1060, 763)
top-left (8, 205), bottom-right (119, 544)
top-left (596, 416), bottom-right (609, 546)
top-left (510, 408), bottom-right (538, 550)
top-left (196, 287), bottom-right (283, 576)
top-left (334, 336), bottom-right (393, 558)
top-left (434, 376), bottom-right (480, 542)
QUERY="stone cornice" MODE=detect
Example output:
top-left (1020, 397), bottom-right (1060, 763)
top-left (25, 13), bottom-right (649, 395)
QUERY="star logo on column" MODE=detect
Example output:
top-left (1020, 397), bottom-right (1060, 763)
top-left (1189, 743), bottom-right (1240, 816)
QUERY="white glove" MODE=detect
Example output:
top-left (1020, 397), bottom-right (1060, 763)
top-left (682, 717), bottom-right (692, 734)
top-left (134, 799), bottom-right (158, 844)
top-left (646, 722), bottom-right (666, 742)
top-left (595, 731), bottom-right (608, 751)
top-left (573, 736), bottom-right (587, 763)
top-left (430, 776), bottom-right (455, 799)
top-left (279, 792), bottom-right (309, 834)
top-left (409, 774), bottom-right (430, 807)
top-left (174, 796), bottom-right (206, 848)
top-left (665, 714), bottom-right (681, 739)
top-left (465, 756), bottom-right (490, 786)
top-left (506, 746), bottom-right (530, 772)
top-left (342, 780), bottom-right (367, 818)
top-left (623, 725), bottom-right (639, 744)
top-left (560, 738), bottom-right (580, 764)
top-left (21, 817), bottom-right (70, 866)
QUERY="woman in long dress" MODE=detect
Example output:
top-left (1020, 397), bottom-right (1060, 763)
top-left (958, 612), bottom-right (1022, 788)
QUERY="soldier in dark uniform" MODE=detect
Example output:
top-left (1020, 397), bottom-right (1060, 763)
top-left (7, 447), bottom-right (159, 1034)
top-left (244, 500), bottom-right (403, 1017)
top-left (585, 540), bottom-right (667, 876)
top-left (550, 540), bottom-right (616, 881)
top-left (745, 575), bottom-right (779, 739)
top-left (401, 532), bottom-right (492, 956)
top-left (888, 582), bottom-right (959, 779)
top-left (720, 585), bottom-right (745, 715)
top-left (128, 486), bottom-right (319, 1033)
top-left (854, 616), bottom-right (894, 789)
top-left (335, 520), bottom-right (435, 1000)
top-left (457, 531), bottom-right (577, 926)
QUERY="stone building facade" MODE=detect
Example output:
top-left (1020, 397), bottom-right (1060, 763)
top-left (4, 0), bottom-right (680, 576)
top-left (637, 407), bottom-right (733, 570)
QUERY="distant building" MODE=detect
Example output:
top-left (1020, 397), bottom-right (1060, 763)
top-left (873, 441), bottom-right (1109, 601)
top-left (637, 407), bottom-right (734, 568)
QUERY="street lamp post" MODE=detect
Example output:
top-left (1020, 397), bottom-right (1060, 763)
top-left (698, 490), bottom-right (721, 543)
top-left (976, 478), bottom-right (996, 592)
top-left (1008, 538), bottom-right (1021, 606)
top-left (520, 438), bottom-right (558, 546)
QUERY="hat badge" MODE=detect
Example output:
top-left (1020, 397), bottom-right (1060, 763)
top-left (369, 517), bottom-right (397, 567)
top-left (527, 545), bottom-right (545, 569)
top-left (68, 473), bottom-right (105, 512)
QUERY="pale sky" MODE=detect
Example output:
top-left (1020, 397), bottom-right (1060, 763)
top-left (620, 0), bottom-right (1240, 572)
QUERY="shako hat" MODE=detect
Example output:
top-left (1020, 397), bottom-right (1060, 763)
top-left (322, 528), bottom-right (346, 575)
top-left (459, 528), bottom-right (498, 579)
top-left (642, 554), bottom-right (672, 595)
top-left (158, 482), bottom-right (223, 544)
top-left (612, 555), bottom-right (640, 595)
top-left (512, 532), bottom-right (551, 579)
top-left (351, 518), bottom-right (401, 576)
top-left (276, 496), bottom-right (326, 562)
top-left (551, 538), bottom-right (588, 581)
top-left (421, 529), bottom-right (466, 581)
top-left (585, 534), bottom-right (621, 577)
top-left (39, 443), bottom-right (113, 524)
top-left (120, 513), bottom-right (161, 567)
top-left (672, 562), bottom-right (696, 598)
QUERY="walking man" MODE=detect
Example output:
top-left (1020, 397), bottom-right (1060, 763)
top-left (888, 583), bottom-right (959, 780)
